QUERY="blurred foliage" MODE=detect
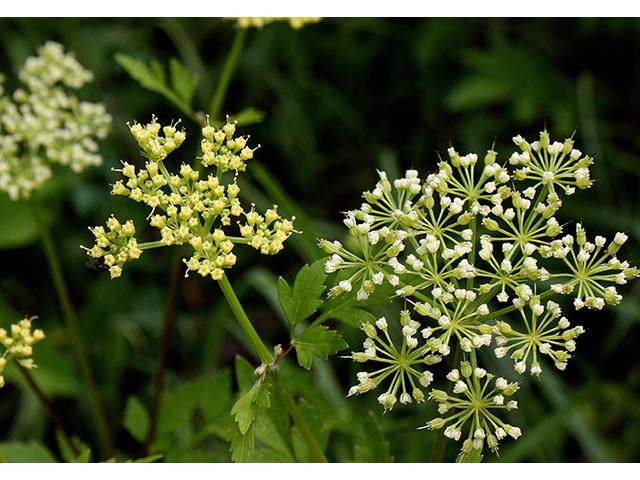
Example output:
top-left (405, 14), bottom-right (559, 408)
top-left (0, 17), bottom-right (640, 462)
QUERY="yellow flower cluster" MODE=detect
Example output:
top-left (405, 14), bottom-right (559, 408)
top-left (230, 17), bottom-right (321, 30)
top-left (83, 116), bottom-right (295, 281)
top-left (83, 216), bottom-right (142, 279)
top-left (0, 316), bottom-right (45, 388)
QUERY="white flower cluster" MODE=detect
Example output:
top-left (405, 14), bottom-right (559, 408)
top-left (322, 129), bottom-right (638, 457)
top-left (0, 41), bottom-right (111, 200)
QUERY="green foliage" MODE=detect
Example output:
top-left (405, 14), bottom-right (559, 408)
top-left (123, 395), bottom-right (150, 444)
top-left (115, 54), bottom-right (199, 117)
top-left (0, 196), bottom-right (39, 249)
top-left (277, 259), bottom-right (348, 368)
top-left (230, 381), bottom-right (271, 434)
top-left (1, 17), bottom-right (640, 464)
top-left (0, 440), bottom-right (58, 462)
top-left (277, 260), bottom-right (326, 328)
top-left (456, 448), bottom-right (484, 463)
top-left (353, 411), bottom-right (393, 462)
top-left (292, 324), bottom-right (348, 370)
top-left (227, 357), bottom-right (271, 462)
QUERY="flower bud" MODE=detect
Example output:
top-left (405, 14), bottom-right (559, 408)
top-left (412, 388), bottom-right (425, 403)
top-left (484, 149), bottom-right (497, 165)
top-left (351, 352), bottom-right (370, 363)
top-left (503, 382), bottom-right (520, 396)
top-left (461, 439), bottom-right (474, 454)
top-left (429, 389), bottom-right (448, 403)
top-left (483, 218), bottom-right (499, 231)
top-left (362, 322), bottom-right (377, 338)
top-left (427, 417), bottom-right (446, 430)
top-left (540, 130), bottom-right (550, 150)
top-left (576, 223), bottom-right (586, 246)
top-left (414, 302), bottom-right (431, 316)
top-left (460, 361), bottom-right (472, 378)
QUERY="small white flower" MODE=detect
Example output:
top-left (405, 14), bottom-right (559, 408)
top-left (508, 426), bottom-right (522, 439)
top-left (497, 291), bottom-right (509, 302)
top-left (474, 367), bottom-right (487, 378)
top-left (419, 371), bottom-right (434, 387)
top-left (453, 380), bottom-right (467, 394)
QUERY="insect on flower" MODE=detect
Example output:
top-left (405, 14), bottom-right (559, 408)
top-left (85, 258), bottom-right (109, 272)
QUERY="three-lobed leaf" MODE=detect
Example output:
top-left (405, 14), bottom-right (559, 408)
top-left (293, 324), bottom-right (348, 370)
top-left (277, 260), bottom-right (326, 327)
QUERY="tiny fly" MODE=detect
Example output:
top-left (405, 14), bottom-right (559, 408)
top-left (85, 258), bottom-right (109, 272)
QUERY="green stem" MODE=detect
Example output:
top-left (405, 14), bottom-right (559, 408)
top-left (208, 27), bottom-right (248, 120)
top-left (217, 273), bottom-right (273, 364)
top-left (30, 194), bottom-right (114, 459)
top-left (0, 443), bottom-right (6, 463)
top-left (269, 369), bottom-right (327, 463)
top-left (216, 273), bottom-right (328, 462)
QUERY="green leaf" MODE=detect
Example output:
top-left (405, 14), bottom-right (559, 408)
top-left (456, 447), bottom-right (484, 463)
top-left (235, 355), bottom-right (258, 392)
top-left (156, 379), bottom-right (201, 436)
top-left (230, 107), bottom-right (267, 126)
top-left (353, 410), bottom-right (393, 462)
top-left (231, 382), bottom-right (271, 434)
top-left (169, 57), bottom-right (199, 108)
top-left (115, 53), bottom-right (198, 115)
top-left (55, 430), bottom-right (90, 463)
top-left (71, 449), bottom-right (92, 463)
top-left (278, 260), bottom-right (326, 327)
top-left (123, 395), bottom-right (150, 444)
top-left (199, 369), bottom-right (232, 423)
top-left (323, 306), bottom-right (377, 328)
top-left (293, 324), bottom-right (348, 370)
top-left (130, 454), bottom-right (165, 463)
top-left (0, 440), bottom-right (58, 462)
top-left (227, 421), bottom-right (255, 463)
top-left (0, 194), bottom-right (39, 248)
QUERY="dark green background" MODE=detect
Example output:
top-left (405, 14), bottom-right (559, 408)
top-left (0, 18), bottom-right (639, 462)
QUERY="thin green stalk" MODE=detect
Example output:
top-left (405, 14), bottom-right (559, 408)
top-left (30, 194), bottom-right (114, 459)
top-left (217, 273), bottom-right (328, 462)
top-left (0, 443), bottom-right (6, 463)
top-left (208, 26), bottom-right (248, 120)
top-left (217, 273), bottom-right (273, 365)
top-left (429, 344), bottom-right (463, 463)
top-left (269, 369), bottom-right (327, 463)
